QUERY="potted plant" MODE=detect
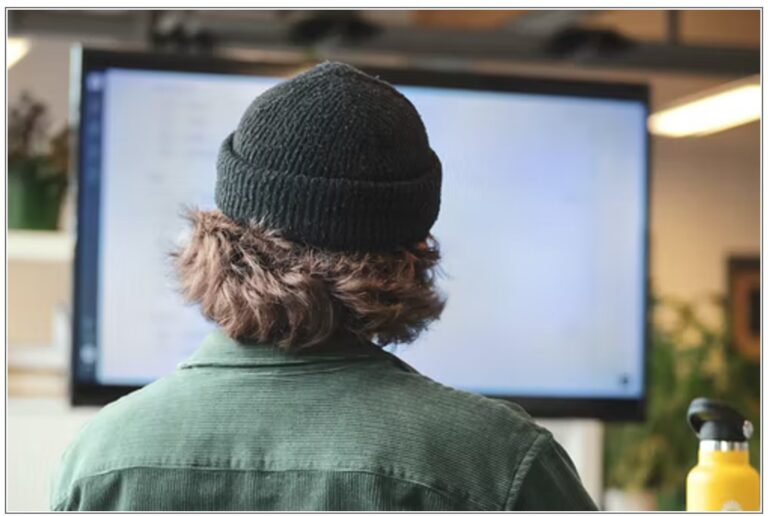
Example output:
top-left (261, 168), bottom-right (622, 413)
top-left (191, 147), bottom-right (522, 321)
top-left (603, 295), bottom-right (760, 511)
top-left (8, 92), bottom-right (70, 230)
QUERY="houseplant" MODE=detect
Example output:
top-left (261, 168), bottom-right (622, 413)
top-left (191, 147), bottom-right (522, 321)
top-left (8, 92), bottom-right (70, 230)
top-left (603, 294), bottom-right (760, 511)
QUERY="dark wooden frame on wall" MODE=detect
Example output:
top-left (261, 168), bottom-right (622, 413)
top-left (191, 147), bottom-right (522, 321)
top-left (71, 47), bottom-right (651, 420)
top-left (728, 256), bottom-right (761, 362)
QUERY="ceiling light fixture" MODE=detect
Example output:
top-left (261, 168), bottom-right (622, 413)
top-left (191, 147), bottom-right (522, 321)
top-left (7, 37), bottom-right (30, 69)
top-left (648, 76), bottom-right (760, 138)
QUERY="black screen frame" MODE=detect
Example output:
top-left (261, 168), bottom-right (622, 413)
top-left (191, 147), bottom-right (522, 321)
top-left (71, 47), bottom-right (651, 420)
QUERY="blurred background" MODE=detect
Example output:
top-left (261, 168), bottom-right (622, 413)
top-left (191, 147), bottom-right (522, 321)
top-left (6, 9), bottom-right (760, 512)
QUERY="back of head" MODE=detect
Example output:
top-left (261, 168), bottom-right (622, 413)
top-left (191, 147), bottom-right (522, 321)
top-left (175, 61), bottom-right (445, 350)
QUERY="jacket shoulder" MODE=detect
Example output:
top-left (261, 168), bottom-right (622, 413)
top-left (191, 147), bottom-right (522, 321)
top-left (354, 363), bottom-right (553, 509)
top-left (50, 376), bottom-right (179, 508)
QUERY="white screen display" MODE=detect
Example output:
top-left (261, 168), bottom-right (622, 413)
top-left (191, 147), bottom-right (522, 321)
top-left (93, 68), bottom-right (647, 399)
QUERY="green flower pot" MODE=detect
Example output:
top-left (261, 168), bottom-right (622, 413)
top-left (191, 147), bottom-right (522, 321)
top-left (8, 158), bottom-right (67, 231)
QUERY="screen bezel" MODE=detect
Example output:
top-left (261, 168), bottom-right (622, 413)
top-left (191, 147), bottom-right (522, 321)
top-left (72, 47), bottom-right (651, 420)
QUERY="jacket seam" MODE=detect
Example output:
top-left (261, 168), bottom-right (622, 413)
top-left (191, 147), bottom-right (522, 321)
top-left (54, 463), bottom-right (493, 511)
top-left (503, 430), bottom-right (551, 510)
top-left (177, 363), bottom-right (380, 376)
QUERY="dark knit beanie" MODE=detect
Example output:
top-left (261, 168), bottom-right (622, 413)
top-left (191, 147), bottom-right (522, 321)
top-left (215, 61), bottom-right (442, 252)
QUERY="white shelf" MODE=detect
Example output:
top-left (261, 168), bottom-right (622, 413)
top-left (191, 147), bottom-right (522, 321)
top-left (9, 343), bottom-right (68, 372)
top-left (8, 230), bottom-right (74, 263)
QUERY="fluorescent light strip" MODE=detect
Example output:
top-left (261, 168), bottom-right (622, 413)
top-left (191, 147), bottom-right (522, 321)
top-left (649, 82), bottom-right (760, 138)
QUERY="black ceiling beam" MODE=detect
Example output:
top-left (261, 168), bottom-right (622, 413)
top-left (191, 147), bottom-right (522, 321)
top-left (507, 10), bottom-right (601, 36)
top-left (8, 10), bottom-right (150, 40)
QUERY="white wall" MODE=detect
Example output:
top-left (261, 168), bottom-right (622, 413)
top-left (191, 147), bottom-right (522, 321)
top-left (651, 123), bottom-right (760, 301)
top-left (8, 37), bottom-right (74, 133)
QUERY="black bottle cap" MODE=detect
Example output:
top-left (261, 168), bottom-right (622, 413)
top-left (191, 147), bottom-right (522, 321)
top-left (688, 398), bottom-right (752, 442)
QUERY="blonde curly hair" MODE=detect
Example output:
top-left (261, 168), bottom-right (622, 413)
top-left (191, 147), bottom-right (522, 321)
top-left (172, 209), bottom-right (445, 350)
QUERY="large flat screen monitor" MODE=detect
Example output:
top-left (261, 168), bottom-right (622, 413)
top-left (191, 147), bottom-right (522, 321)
top-left (72, 48), bottom-right (650, 419)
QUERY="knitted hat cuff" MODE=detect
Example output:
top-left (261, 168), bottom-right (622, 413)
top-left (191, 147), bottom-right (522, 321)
top-left (215, 133), bottom-right (442, 251)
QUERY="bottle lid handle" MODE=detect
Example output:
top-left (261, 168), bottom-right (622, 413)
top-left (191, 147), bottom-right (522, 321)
top-left (688, 398), bottom-right (752, 442)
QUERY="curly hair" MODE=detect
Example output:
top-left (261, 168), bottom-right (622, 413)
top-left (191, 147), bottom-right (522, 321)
top-left (172, 209), bottom-right (445, 350)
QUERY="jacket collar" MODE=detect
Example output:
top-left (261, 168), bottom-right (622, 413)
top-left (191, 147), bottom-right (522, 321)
top-left (178, 328), bottom-right (401, 370)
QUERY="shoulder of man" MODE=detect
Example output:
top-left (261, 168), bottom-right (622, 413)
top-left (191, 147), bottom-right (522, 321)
top-left (398, 373), bottom-right (596, 510)
top-left (361, 359), bottom-right (587, 510)
top-left (49, 376), bottom-right (177, 510)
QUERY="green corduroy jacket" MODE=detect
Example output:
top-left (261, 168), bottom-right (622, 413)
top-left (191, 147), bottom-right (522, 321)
top-left (51, 329), bottom-right (598, 511)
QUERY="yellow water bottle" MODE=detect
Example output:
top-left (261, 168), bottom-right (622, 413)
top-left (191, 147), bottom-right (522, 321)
top-left (686, 398), bottom-right (760, 511)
